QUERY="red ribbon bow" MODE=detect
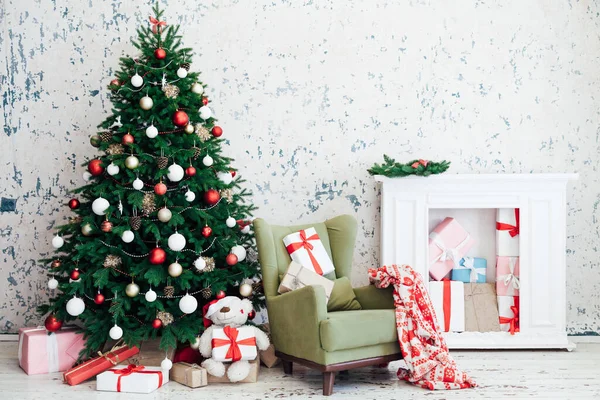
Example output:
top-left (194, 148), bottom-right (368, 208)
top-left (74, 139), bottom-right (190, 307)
top-left (499, 304), bottom-right (520, 335)
top-left (411, 159), bottom-right (429, 169)
top-left (211, 326), bottom-right (256, 362)
top-left (109, 364), bottom-right (163, 392)
top-left (496, 208), bottom-right (520, 237)
top-left (285, 229), bottom-right (323, 275)
top-left (149, 16), bottom-right (167, 34)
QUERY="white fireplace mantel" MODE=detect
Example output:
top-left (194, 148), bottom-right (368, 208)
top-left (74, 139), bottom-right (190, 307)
top-left (375, 173), bottom-right (578, 350)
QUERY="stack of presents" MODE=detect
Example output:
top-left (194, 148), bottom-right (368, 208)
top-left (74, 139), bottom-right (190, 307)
top-left (428, 209), bottom-right (520, 334)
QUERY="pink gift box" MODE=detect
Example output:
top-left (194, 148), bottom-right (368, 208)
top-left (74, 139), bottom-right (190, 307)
top-left (18, 326), bottom-right (86, 375)
top-left (428, 217), bottom-right (475, 281)
top-left (496, 256), bottom-right (520, 296)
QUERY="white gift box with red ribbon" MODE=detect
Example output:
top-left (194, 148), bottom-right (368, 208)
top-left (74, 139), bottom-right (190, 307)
top-left (498, 295), bottom-right (520, 335)
top-left (211, 326), bottom-right (258, 362)
top-left (96, 364), bottom-right (168, 393)
top-left (283, 227), bottom-right (335, 276)
top-left (428, 280), bottom-right (465, 332)
top-left (496, 208), bottom-right (520, 256)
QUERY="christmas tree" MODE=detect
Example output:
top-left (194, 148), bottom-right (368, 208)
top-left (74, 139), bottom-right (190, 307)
top-left (38, 4), bottom-right (261, 358)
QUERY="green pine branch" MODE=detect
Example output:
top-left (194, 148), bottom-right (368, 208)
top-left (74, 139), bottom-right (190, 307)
top-left (368, 155), bottom-right (451, 178)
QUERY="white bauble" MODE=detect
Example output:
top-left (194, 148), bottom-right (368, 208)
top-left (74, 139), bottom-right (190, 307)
top-left (109, 324), bottom-right (123, 340)
top-left (194, 257), bottom-right (206, 271)
top-left (92, 197), bottom-right (110, 215)
top-left (168, 262), bottom-right (183, 277)
top-left (131, 73), bottom-right (143, 88)
top-left (52, 235), bottom-right (64, 249)
top-left (66, 296), bottom-right (85, 316)
top-left (139, 95), bottom-right (153, 110)
top-left (176, 67), bottom-right (188, 78)
top-left (161, 357), bottom-right (173, 371)
top-left (145, 288), bottom-right (157, 302)
top-left (157, 208), bottom-right (172, 223)
top-left (48, 278), bottom-right (59, 290)
top-left (226, 216), bottom-right (236, 228)
top-left (231, 245), bottom-right (247, 262)
top-left (167, 164), bottom-right (184, 182)
top-left (132, 178), bottom-right (144, 190)
top-left (217, 171), bottom-right (233, 185)
top-left (121, 230), bottom-right (134, 243)
top-left (185, 190), bottom-right (195, 202)
top-left (241, 225), bottom-right (251, 234)
top-left (125, 155), bottom-right (140, 170)
top-left (168, 232), bottom-right (186, 251)
top-left (179, 293), bottom-right (198, 314)
top-left (146, 124), bottom-right (158, 139)
top-left (83, 171), bottom-right (92, 182)
top-left (106, 163), bottom-right (120, 176)
top-left (191, 82), bottom-right (204, 94)
top-left (202, 155), bottom-right (213, 167)
top-left (199, 106), bottom-right (212, 120)
top-left (189, 336), bottom-right (201, 350)
top-left (239, 283), bottom-right (252, 297)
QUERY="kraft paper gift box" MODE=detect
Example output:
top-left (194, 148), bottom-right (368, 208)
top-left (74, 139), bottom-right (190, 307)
top-left (63, 344), bottom-right (140, 386)
top-left (207, 360), bottom-right (260, 383)
top-left (428, 217), bottom-right (475, 281)
top-left (428, 281), bottom-right (465, 332)
top-left (170, 362), bottom-right (207, 388)
top-left (128, 338), bottom-right (175, 367)
top-left (496, 256), bottom-right (520, 296)
top-left (18, 326), bottom-right (86, 375)
top-left (464, 283), bottom-right (501, 332)
top-left (258, 324), bottom-right (280, 368)
top-left (211, 326), bottom-right (258, 362)
top-left (96, 364), bottom-right (169, 393)
top-left (498, 295), bottom-right (520, 334)
top-left (283, 227), bottom-right (335, 276)
top-left (496, 208), bottom-right (520, 256)
top-left (451, 257), bottom-right (487, 283)
top-left (278, 261), bottom-right (334, 303)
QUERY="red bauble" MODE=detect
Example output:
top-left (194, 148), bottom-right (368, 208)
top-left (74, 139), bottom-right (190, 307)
top-left (154, 48), bottom-right (167, 59)
top-left (94, 293), bottom-right (105, 305)
top-left (122, 133), bottom-right (134, 145)
top-left (201, 225), bottom-right (212, 238)
top-left (225, 253), bottom-right (238, 266)
top-left (203, 189), bottom-right (220, 205)
top-left (51, 259), bottom-right (61, 268)
top-left (230, 170), bottom-right (236, 178)
top-left (44, 314), bottom-right (63, 332)
top-left (216, 290), bottom-right (226, 299)
top-left (152, 318), bottom-right (163, 329)
top-left (101, 220), bottom-right (113, 233)
top-left (149, 247), bottom-right (166, 265)
top-left (68, 199), bottom-right (80, 210)
top-left (70, 268), bottom-right (80, 280)
top-left (248, 310), bottom-right (256, 320)
top-left (109, 79), bottom-right (121, 87)
top-left (88, 159), bottom-right (104, 176)
top-left (211, 126), bottom-right (223, 137)
top-left (202, 97), bottom-right (209, 106)
top-left (154, 182), bottom-right (167, 195)
top-left (172, 110), bottom-right (189, 127)
top-left (185, 166), bottom-right (196, 177)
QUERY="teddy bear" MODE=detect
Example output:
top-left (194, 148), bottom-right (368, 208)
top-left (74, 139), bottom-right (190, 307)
top-left (199, 296), bottom-right (270, 382)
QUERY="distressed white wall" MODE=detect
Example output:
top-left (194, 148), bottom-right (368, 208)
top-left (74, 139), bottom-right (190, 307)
top-left (1, 0), bottom-right (599, 334)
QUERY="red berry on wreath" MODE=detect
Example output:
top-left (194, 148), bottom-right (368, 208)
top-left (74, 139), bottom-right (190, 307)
top-left (152, 318), bottom-right (163, 329)
top-left (149, 247), bottom-right (167, 265)
top-left (201, 225), bottom-right (212, 238)
top-left (216, 290), bottom-right (226, 299)
top-left (94, 293), bottom-right (105, 305)
top-left (211, 126), bottom-right (223, 138)
top-left (70, 268), bottom-right (80, 280)
top-left (44, 314), bottom-right (63, 332)
top-left (68, 199), bottom-right (80, 210)
top-left (172, 110), bottom-right (189, 127)
top-left (225, 253), bottom-right (238, 266)
top-left (202, 97), bottom-right (209, 106)
top-left (185, 166), bottom-right (196, 177)
top-left (154, 48), bottom-right (166, 59)
top-left (154, 182), bottom-right (167, 195)
top-left (122, 133), bottom-right (134, 145)
top-left (88, 159), bottom-right (104, 176)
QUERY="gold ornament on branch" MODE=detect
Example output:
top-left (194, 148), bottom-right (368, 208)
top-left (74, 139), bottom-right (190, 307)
top-left (157, 311), bottom-right (174, 326)
top-left (141, 193), bottom-right (156, 216)
top-left (69, 216), bottom-right (83, 224)
top-left (163, 285), bottom-right (175, 298)
top-left (106, 143), bottom-right (125, 155)
top-left (195, 124), bottom-right (211, 142)
top-left (103, 254), bottom-right (122, 269)
top-left (220, 189), bottom-right (233, 203)
top-left (162, 84), bottom-right (180, 99)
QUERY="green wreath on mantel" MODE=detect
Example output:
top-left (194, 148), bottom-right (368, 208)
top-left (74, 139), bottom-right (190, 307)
top-left (368, 155), bottom-right (451, 177)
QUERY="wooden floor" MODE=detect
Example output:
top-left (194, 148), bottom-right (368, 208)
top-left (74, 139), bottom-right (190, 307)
top-left (2, 342), bottom-right (600, 399)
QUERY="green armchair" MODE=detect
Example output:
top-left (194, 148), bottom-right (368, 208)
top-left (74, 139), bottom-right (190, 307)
top-left (254, 215), bottom-right (402, 395)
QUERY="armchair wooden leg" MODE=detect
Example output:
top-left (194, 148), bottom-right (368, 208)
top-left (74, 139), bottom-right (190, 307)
top-left (282, 359), bottom-right (293, 375)
top-left (323, 371), bottom-right (335, 396)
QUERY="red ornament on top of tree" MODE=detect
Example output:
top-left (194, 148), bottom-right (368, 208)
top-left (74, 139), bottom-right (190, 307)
top-left (88, 159), bottom-right (104, 176)
top-left (211, 126), bottom-right (223, 137)
top-left (172, 110), bottom-right (189, 127)
top-left (154, 48), bottom-right (167, 59)
top-left (68, 199), bottom-right (80, 210)
top-left (203, 189), bottom-right (220, 205)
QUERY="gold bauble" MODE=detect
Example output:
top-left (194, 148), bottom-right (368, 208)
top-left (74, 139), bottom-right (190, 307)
top-left (184, 124), bottom-right (194, 134)
top-left (168, 262), bottom-right (183, 277)
top-left (239, 283), bottom-right (253, 297)
top-left (81, 223), bottom-right (93, 236)
top-left (125, 155), bottom-right (140, 169)
top-left (125, 282), bottom-right (140, 297)
top-left (139, 96), bottom-right (153, 110)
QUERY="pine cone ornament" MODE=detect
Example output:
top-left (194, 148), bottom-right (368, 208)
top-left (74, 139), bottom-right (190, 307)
top-left (200, 287), bottom-right (212, 299)
top-left (157, 311), bottom-right (174, 326)
top-left (130, 215), bottom-right (142, 231)
top-left (106, 143), bottom-right (125, 155)
top-left (181, 62), bottom-right (191, 71)
top-left (192, 146), bottom-right (202, 160)
top-left (252, 281), bottom-right (264, 295)
top-left (164, 286), bottom-right (175, 298)
top-left (100, 131), bottom-right (113, 142)
top-left (156, 156), bottom-right (169, 169)
top-left (141, 194), bottom-right (156, 216)
top-left (162, 84), bottom-right (180, 99)
top-left (103, 254), bottom-right (122, 269)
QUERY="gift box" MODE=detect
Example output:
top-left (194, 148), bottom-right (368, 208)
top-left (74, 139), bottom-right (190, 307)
top-left (212, 326), bottom-right (258, 362)
top-left (170, 362), bottom-right (207, 388)
top-left (451, 257), bottom-right (487, 283)
top-left (258, 324), bottom-right (280, 368)
top-left (63, 344), bottom-right (140, 386)
top-left (128, 338), bottom-right (175, 367)
top-left (207, 359), bottom-right (260, 383)
top-left (496, 208), bottom-right (520, 256)
top-left (18, 326), bottom-right (86, 375)
top-left (464, 283), bottom-right (500, 332)
top-left (428, 280), bottom-right (465, 332)
top-left (428, 217), bottom-right (475, 281)
top-left (96, 364), bottom-right (169, 393)
top-left (283, 227), bottom-right (335, 276)
top-left (498, 295), bottom-right (520, 334)
top-left (496, 256), bottom-right (520, 296)
top-left (278, 261), bottom-right (334, 302)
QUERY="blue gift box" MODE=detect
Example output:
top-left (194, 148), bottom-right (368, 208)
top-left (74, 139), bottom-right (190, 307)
top-left (451, 257), bottom-right (486, 283)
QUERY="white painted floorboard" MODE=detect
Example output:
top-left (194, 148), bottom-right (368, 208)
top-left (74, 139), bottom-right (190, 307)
top-left (1, 342), bottom-right (600, 399)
